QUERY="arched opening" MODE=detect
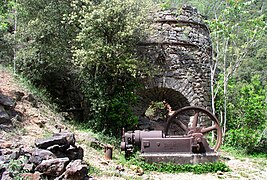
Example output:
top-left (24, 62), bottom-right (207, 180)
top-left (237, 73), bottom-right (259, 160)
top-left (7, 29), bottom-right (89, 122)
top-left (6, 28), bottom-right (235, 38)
top-left (136, 87), bottom-right (190, 132)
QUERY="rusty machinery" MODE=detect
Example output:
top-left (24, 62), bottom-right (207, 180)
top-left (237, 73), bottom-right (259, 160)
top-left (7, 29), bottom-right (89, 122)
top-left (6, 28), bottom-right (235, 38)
top-left (121, 106), bottom-right (222, 164)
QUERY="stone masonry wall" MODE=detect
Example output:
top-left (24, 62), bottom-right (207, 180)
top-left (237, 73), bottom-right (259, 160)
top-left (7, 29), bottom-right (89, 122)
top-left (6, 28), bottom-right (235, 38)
top-left (135, 5), bottom-right (212, 117)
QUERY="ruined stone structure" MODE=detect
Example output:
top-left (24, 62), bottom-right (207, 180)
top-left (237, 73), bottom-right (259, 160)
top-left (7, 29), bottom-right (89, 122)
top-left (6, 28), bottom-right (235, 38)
top-left (135, 6), bottom-right (212, 121)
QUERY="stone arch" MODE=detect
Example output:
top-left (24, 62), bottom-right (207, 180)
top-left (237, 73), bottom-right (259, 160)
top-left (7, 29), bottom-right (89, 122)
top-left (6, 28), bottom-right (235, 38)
top-left (136, 86), bottom-right (190, 117)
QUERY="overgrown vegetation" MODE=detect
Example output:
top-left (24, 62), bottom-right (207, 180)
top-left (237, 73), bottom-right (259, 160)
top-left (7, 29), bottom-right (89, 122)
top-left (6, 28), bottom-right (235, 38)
top-left (217, 75), bottom-right (267, 152)
top-left (0, 0), bottom-right (266, 154)
top-left (120, 153), bottom-right (231, 174)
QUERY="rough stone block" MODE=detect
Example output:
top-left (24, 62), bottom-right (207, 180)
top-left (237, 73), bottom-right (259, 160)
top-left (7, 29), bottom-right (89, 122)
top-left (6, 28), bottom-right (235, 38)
top-left (29, 149), bottom-right (56, 165)
top-left (35, 157), bottom-right (69, 177)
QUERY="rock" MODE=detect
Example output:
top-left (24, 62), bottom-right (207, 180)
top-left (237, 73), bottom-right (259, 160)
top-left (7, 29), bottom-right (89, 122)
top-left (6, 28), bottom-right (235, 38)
top-left (100, 160), bottom-right (109, 165)
top-left (0, 155), bottom-right (9, 164)
top-left (0, 140), bottom-right (12, 148)
top-left (0, 167), bottom-right (6, 178)
top-left (13, 91), bottom-right (25, 101)
top-left (53, 132), bottom-right (75, 145)
top-left (130, 165), bottom-right (138, 171)
top-left (115, 165), bottom-right (125, 172)
top-left (47, 144), bottom-right (70, 153)
top-left (130, 165), bottom-right (144, 176)
top-left (35, 157), bottom-right (69, 177)
top-left (23, 163), bottom-right (35, 172)
top-left (58, 159), bottom-right (88, 180)
top-left (0, 170), bottom-right (13, 180)
top-left (9, 149), bottom-right (21, 160)
top-left (29, 149), bottom-right (56, 165)
top-left (35, 132), bottom-right (75, 149)
top-left (23, 94), bottom-right (38, 107)
top-left (21, 172), bottom-right (42, 180)
top-left (0, 94), bottom-right (16, 107)
top-left (0, 105), bottom-right (10, 124)
top-left (90, 139), bottom-right (103, 149)
top-left (10, 113), bottom-right (23, 123)
top-left (137, 167), bottom-right (144, 176)
top-left (65, 146), bottom-right (84, 161)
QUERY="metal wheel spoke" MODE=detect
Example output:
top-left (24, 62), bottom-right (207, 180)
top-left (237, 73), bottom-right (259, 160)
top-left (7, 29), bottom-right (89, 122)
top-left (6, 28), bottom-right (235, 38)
top-left (165, 106), bottom-right (222, 152)
top-left (201, 125), bottom-right (217, 134)
top-left (192, 110), bottom-right (199, 128)
top-left (173, 120), bottom-right (188, 132)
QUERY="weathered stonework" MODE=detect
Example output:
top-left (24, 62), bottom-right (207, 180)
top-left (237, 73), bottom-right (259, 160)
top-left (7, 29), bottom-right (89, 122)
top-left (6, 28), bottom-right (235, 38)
top-left (135, 5), bottom-right (212, 119)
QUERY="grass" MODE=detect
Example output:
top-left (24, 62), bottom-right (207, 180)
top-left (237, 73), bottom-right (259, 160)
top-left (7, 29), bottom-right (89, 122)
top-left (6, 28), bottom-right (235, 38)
top-left (221, 145), bottom-right (267, 159)
top-left (119, 152), bottom-right (231, 174)
top-left (4, 126), bottom-right (27, 140)
top-left (70, 121), bottom-right (120, 147)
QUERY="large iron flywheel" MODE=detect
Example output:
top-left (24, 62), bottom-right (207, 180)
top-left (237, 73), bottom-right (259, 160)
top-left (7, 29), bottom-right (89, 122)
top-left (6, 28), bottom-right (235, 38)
top-left (165, 106), bottom-right (222, 152)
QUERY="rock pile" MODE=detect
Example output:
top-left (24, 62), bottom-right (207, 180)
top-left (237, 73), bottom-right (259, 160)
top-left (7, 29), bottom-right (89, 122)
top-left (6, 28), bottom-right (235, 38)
top-left (0, 132), bottom-right (89, 180)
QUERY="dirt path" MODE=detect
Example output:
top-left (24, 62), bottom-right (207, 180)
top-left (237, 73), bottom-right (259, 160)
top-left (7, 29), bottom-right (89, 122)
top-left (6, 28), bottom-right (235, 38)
top-left (1, 67), bottom-right (266, 180)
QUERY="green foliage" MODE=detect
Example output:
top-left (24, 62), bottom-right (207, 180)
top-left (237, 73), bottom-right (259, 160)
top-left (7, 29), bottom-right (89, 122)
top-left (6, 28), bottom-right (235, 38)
top-left (154, 0), bottom-right (210, 12)
top-left (0, 0), bottom-right (16, 64)
top-left (87, 164), bottom-right (102, 176)
top-left (1, 158), bottom-right (29, 180)
top-left (123, 154), bottom-right (231, 174)
top-left (15, 0), bottom-right (84, 113)
top-left (0, 0), bottom-right (15, 31)
top-left (68, 0), bottom-right (153, 135)
top-left (145, 101), bottom-right (166, 120)
top-left (216, 75), bottom-right (267, 151)
top-left (16, 0), bottom-right (77, 86)
top-left (206, 0), bottom-right (266, 63)
top-left (71, 121), bottom-right (120, 146)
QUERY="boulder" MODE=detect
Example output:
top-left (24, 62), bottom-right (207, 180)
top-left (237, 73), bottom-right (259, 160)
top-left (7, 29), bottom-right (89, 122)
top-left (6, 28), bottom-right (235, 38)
top-left (58, 159), bottom-right (88, 180)
top-left (53, 133), bottom-right (76, 146)
top-left (35, 133), bottom-right (75, 149)
top-left (21, 172), bottom-right (42, 180)
top-left (35, 157), bottom-right (69, 177)
top-left (0, 94), bottom-right (16, 107)
top-left (0, 105), bottom-right (10, 124)
top-left (65, 146), bottom-right (84, 161)
top-left (47, 144), bottom-right (70, 153)
top-left (29, 149), bottom-right (56, 165)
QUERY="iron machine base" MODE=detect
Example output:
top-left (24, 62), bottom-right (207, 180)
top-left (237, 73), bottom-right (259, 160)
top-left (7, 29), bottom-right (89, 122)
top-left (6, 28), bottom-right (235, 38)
top-left (121, 106), bottom-right (222, 164)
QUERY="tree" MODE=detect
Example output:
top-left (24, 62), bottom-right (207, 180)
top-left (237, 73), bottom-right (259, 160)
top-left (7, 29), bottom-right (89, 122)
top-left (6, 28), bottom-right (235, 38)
top-left (16, 0), bottom-right (80, 107)
top-left (219, 75), bottom-right (267, 151)
top-left (0, 0), bottom-right (16, 66)
top-left (69, 0), bottom-right (154, 134)
top-left (206, 0), bottom-right (266, 139)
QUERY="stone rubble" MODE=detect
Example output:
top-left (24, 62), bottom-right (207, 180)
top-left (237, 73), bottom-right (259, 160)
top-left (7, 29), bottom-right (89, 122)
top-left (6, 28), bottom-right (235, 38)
top-left (0, 132), bottom-right (89, 179)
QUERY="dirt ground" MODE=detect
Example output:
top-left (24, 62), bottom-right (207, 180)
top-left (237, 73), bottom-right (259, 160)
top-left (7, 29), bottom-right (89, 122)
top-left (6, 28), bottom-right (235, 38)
top-left (1, 67), bottom-right (267, 180)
